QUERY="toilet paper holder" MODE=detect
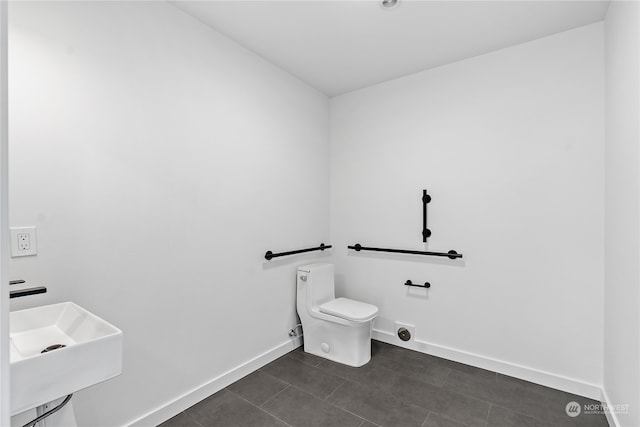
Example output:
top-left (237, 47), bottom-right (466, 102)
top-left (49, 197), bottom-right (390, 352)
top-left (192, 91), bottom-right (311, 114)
top-left (404, 280), bottom-right (430, 289)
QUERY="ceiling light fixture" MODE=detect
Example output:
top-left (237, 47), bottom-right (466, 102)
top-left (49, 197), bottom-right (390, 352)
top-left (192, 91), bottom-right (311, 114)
top-left (381, 0), bottom-right (399, 9)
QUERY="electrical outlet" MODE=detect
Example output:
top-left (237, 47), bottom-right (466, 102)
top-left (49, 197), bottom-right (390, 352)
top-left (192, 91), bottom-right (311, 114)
top-left (18, 233), bottom-right (30, 251)
top-left (10, 227), bottom-right (37, 257)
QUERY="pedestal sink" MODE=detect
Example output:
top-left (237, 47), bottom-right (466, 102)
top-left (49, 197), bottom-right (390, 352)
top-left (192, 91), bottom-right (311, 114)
top-left (10, 302), bottom-right (123, 416)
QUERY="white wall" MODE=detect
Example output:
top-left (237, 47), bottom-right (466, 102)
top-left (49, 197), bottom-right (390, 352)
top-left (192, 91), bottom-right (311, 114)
top-left (604, 1), bottom-right (640, 426)
top-left (0, 0), bottom-right (9, 425)
top-left (330, 23), bottom-right (604, 396)
top-left (8, 1), bottom-right (329, 425)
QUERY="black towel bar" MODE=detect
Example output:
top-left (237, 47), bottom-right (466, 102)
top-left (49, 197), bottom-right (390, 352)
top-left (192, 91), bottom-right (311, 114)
top-left (265, 243), bottom-right (332, 260)
top-left (347, 243), bottom-right (462, 259)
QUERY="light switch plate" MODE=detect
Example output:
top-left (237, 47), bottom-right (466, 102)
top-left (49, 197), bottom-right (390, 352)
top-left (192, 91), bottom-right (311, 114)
top-left (10, 227), bottom-right (37, 257)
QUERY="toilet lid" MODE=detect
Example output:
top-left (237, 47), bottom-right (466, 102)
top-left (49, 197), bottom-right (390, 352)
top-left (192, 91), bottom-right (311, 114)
top-left (320, 298), bottom-right (379, 322)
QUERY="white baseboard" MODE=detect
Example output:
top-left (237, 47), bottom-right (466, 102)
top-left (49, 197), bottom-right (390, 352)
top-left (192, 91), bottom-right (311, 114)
top-left (125, 330), bottom-right (604, 426)
top-left (372, 329), bottom-right (602, 401)
top-left (601, 387), bottom-right (621, 427)
top-left (125, 337), bottom-right (302, 427)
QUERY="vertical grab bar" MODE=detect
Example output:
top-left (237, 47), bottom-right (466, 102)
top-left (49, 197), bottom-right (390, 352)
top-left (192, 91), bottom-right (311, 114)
top-left (422, 189), bottom-right (431, 242)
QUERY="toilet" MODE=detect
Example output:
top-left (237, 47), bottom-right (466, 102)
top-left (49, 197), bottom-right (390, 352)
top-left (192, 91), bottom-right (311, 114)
top-left (296, 263), bottom-right (378, 367)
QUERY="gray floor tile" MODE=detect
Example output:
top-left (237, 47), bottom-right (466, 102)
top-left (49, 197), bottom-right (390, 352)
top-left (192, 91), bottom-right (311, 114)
top-left (317, 357), bottom-right (401, 390)
top-left (227, 370), bottom-right (288, 406)
top-left (159, 411), bottom-right (201, 427)
top-left (383, 374), bottom-right (450, 413)
top-left (541, 396), bottom-right (610, 427)
top-left (185, 389), bottom-right (286, 427)
top-left (495, 374), bottom-right (551, 392)
top-left (433, 357), bottom-right (497, 380)
top-left (287, 347), bottom-right (326, 367)
top-left (436, 390), bottom-right (490, 427)
top-left (261, 354), bottom-right (345, 399)
top-left (475, 378), bottom-right (607, 427)
top-left (422, 412), bottom-right (466, 427)
top-left (383, 372), bottom-right (489, 427)
top-left (444, 368), bottom-right (511, 404)
top-left (160, 343), bottom-right (609, 427)
top-left (467, 375), bottom-right (609, 427)
top-left (327, 379), bottom-right (429, 427)
top-left (263, 386), bottom-right (363, 427)
top-left (387, 343), bottom-right (496, 381)
top-left (495, 374), bottom-right (573, 403)
top-left (371, 339), bottom-right (397, 355)
top-left (487, 405), bottom-right (551, 427)
top-left (372, 345), bottom-right (452, 387)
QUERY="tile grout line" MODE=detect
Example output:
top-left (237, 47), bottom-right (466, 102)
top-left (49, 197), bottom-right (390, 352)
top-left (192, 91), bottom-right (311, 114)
top-left (319, 379), bottom-right (386, 427)
top-left (488, 401), bottom-right (556, 426)
top-left (484, 406), bottom-right (490, 427)
top-left (354, 416), bottom-right (383, 427)
top-left (420, 411), bottom-right (432, 427)
top-left (336, 368), bottom-right (444, 415)
top-left (230, 388), bottom-right (295, 427)
top-left (259, 384), bottom-right (292, 408)
top-left (485, 404), bottom-right (498, 426)
top-left (250, 357), bottom-right (378, 426)
top-left (285, 381), bottom-right (384, 427)
top-left (182, 410), bottom-right (206, 427)
top-left (254, 383), bottom-right (372, 427)
top-left (443, 378), bottom-right (565, 427)
top-left (323, 377), bottom-right (346, 401)
top-left (286, 351), bottom-right (325, 369)
top-left (440, 374), bottom-right (515, 413)
top-left (259, 366), bottom-right (295, 386)
top-left (445, 366), bottom-right (603, 423)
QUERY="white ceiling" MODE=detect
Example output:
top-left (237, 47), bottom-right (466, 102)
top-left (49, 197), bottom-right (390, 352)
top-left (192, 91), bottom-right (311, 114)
top-left (171, 1), bottom-right (609, 96)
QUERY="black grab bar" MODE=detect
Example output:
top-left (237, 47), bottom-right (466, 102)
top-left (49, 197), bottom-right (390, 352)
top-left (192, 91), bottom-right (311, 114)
top-left (347, 243), bottom-right (462, 259)
top-left (10, 286), bottom-right (47, 299)
top-left (265, 243), bottom-right (332, 260)
top-left (422, 189), bottom-right (431, 242)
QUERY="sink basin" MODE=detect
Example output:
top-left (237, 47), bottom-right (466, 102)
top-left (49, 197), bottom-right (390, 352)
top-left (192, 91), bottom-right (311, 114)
top-left (10, 302), bottom-right (123, 415)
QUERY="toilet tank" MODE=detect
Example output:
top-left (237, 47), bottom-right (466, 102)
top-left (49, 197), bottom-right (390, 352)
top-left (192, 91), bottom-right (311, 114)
top-left (298, 263), bottom-right (335, 310)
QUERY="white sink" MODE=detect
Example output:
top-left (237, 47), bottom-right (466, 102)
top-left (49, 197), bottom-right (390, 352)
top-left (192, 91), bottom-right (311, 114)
top-left (10, 302), bottom-right (123, 415)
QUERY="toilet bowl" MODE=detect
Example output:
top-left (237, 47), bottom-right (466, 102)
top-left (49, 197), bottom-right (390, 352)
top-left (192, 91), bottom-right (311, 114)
top-left (297, 263), bottom-right (378, 367)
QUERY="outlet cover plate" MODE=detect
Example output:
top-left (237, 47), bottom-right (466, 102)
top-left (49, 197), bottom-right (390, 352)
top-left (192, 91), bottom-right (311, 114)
top-left (10, 227), bottom-right (37, 257)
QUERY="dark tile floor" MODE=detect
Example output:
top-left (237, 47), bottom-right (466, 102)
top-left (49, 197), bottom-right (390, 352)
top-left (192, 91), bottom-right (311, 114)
top-left (160, 341), bottom-right (609, 427)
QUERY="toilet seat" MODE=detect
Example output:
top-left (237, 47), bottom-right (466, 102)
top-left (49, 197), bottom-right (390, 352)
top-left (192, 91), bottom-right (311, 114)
top-left (320, 297), bottom-right (378, 322)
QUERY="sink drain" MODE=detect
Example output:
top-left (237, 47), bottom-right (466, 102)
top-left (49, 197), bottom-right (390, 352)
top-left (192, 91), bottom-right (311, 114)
top-left (40, 344), bottom-right (66, 353)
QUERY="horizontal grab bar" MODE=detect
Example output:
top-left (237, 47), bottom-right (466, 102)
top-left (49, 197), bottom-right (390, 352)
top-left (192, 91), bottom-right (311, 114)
top-left (10, 286), bottom-right (47, 299)
top-left (9, 280), bottom-right (25, 286)
top-left (347, 243), bottom-right (462, 259)
top-left (405, 280), bottom-right (431, 288)
top-left (265, 243), bottom-right (332, 261)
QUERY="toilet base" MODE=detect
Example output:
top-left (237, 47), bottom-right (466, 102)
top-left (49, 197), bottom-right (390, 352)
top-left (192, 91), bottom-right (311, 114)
top-left (301, 319), bottom-right (373, 367)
